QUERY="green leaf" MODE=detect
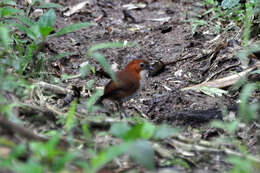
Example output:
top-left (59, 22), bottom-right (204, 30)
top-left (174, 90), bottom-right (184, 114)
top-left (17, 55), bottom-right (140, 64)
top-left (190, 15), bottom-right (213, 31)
top-left (53, 152), bottom-right (76, 172)
top-left (38, 9), bottom-right (56, 28)
top-left (221, 0), bottom-right (240, 9)
top-left (85, 79), bottom-right (96, 90)
top-left (29, 25), bottom-right (42, 40)
top-left (38, 2), bottom-right (63, 9)
top-left (1, 0), bottom-right (17, 6)
top-left (53, 22), bottom-right (93, 37)
top-left (87, 89), bottom-right (103, 114)
top-left (65, 99), bottom-right (77, 132)
top-left (140, 121), bottom-right (156, 139)
top-left (123, 123), bottom-right (143, 141)
top-left (239, 83), bottom-right (258, 123)
top-left (12, 23), bottom-right (38, 40)
top-left (0, 6), bottom-right (23, 17)
top-left (153, 124), bottom-right (179, 139)
top-left (227, 156), bottom-right (253, 173)
top-left (90, 142), bottom-right (131, 172)
top-left (0, 26), bottom-right (11, 49)
top-left (88, 42), bottom-right (134, 54)
top-left (128, 140), bottom-right (155, 170)
top-left (13, 160), bottom-right (43, 173)
top-left (15, 16), bottom-right (35, 26)
top-left (39, 26), bottom-right (54, 38)
top-left (109, 122), bottom-right (131, 139)
top-left (82, 124), bottom-right (92, 141)
top-left (123, 122), bottom-right (156, 141)
top-left (91, 52), bottom-right (117, 82)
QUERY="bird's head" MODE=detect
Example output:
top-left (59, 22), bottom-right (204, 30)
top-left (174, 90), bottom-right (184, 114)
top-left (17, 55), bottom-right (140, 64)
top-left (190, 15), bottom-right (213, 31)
top-left (125, 59), bottom-right (151, 74)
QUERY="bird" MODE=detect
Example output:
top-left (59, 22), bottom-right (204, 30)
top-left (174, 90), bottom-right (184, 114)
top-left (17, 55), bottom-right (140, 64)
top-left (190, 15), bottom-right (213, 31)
top-left (96, 59), bottom-right (151, 117)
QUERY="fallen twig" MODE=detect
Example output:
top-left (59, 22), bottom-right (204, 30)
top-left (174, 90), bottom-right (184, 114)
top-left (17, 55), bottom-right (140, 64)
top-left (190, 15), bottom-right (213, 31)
top-left (182, 63), bottom-right (260, 91)
top-left (35, 81), bottom-right (73, 95)
top-left (166, 135), bottom-right (260, 164)
top-left (0, 115), bottom-right (69, 148)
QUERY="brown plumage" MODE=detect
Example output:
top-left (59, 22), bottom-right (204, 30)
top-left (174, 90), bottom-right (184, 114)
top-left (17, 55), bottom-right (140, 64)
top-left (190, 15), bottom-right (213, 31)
top-left (96, 59), bottom-right (151, 117)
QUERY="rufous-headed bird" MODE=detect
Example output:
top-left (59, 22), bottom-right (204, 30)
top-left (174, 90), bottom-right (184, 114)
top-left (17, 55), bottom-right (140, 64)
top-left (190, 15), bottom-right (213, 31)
top-left (96, 59), bottom-right (151, 117)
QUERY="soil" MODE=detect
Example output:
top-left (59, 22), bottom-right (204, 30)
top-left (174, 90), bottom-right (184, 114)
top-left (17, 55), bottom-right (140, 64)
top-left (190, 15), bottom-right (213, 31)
top-left (47, 0), bottom-right (241, 123)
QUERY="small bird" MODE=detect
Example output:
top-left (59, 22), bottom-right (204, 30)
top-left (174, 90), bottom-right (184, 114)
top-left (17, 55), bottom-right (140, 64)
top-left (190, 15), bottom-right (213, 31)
top-left (96, 59), bottom-right (151, 117)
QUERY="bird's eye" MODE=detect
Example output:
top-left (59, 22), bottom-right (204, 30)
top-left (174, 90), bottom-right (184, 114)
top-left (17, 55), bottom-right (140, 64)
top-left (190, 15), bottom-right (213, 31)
top-left (140, 63), bottom-right (145, 68)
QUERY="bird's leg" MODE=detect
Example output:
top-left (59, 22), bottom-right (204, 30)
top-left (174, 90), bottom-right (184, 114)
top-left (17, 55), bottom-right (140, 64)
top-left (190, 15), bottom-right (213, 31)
top-left (116, 102), bottom-right (128, 119)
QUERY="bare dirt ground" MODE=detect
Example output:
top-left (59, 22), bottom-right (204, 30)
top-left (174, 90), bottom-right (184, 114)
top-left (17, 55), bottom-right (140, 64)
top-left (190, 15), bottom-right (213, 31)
top-left (48, 0), bottom-right (243, 123)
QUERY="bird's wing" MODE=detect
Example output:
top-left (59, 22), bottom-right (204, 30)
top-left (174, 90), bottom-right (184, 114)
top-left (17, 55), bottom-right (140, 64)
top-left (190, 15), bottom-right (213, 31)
top-left (102, 71), bottom-right (139, 100)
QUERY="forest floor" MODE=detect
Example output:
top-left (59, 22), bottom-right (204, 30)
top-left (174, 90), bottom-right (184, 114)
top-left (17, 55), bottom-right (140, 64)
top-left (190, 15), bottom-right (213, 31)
top-left (1, 0), bottom-right (260, 173)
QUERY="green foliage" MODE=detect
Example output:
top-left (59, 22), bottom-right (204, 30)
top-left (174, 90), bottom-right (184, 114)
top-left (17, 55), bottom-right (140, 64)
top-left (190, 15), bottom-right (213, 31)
top-left (200, 0), bottom-right (259, 36)
top-left (221, 0), bottom-right (240, 9)
top-left (185, 19), bottom-right (208, 35)
top-left (211, 120), bottom-right (239, 135)
top-left (238, 83), bottom-right (259, 123)
top-left (86, 42), bottom-right (135, 82)
top-left (38, 2), bottom-right (63, 9)
top-left (65, 99), bottom-right (77, 132)
top-left (128, 140), bottom-right (155, 170)
top-left (0, 26), bottom-right (11, 49)
top-left (106, 121), bottom-right (178, 170)
top-left (227, 156), bottom-right (254, 173)
top-left (87, 89), bottom-right (103, 114)
top-left (0, 0), bottom-right (92, 78)
top-left (53, 22), bottom-right (92, 37)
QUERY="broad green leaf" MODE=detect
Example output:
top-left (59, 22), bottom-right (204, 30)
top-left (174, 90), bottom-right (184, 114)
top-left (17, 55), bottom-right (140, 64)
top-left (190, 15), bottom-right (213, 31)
top-left (140, 121), bottom-right (156, 139)
top-left (128, 140), bottom-right (155, 170)
top-left (12, 23), bottom-right (38, 40)
top-left (0, 6), bottom-right (23, 17)
top-left (227, 156), bottom-right (253, 173)
top-left (123, 123), bottom-right (143, 141)
top-left (122, 122), bottom-right (156, 141)
top-left (109, 122), bottom-right (131, 139)
top-left (221, 0), bottom-right (240, 9)
top-left (90, 142), bottom-right (132, 172)
top-left (14, 16), bottom-right (35, 26)
top-left (1, 0), bottom-right (16, 6)
top-left (53, 22), bottom-right (93, 37)
top-left (92, 52), bottom-right (117, 82)
top-left (38, 9), bottom-right (56, 28)
top-left (39, 26), bottom-right (54, 38)
top-left (13, 160), bottom-right (43, 173)
top-left (29, 25), bottom-right (42, 40)
top-left (38, 2), bottom-right (63, 9)
top-left (153, 124), bottom-right (179, 139)
top-left (0, 26), bottom-right (11, 49)
top-left (31, 0), bottom-right (41, 6)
